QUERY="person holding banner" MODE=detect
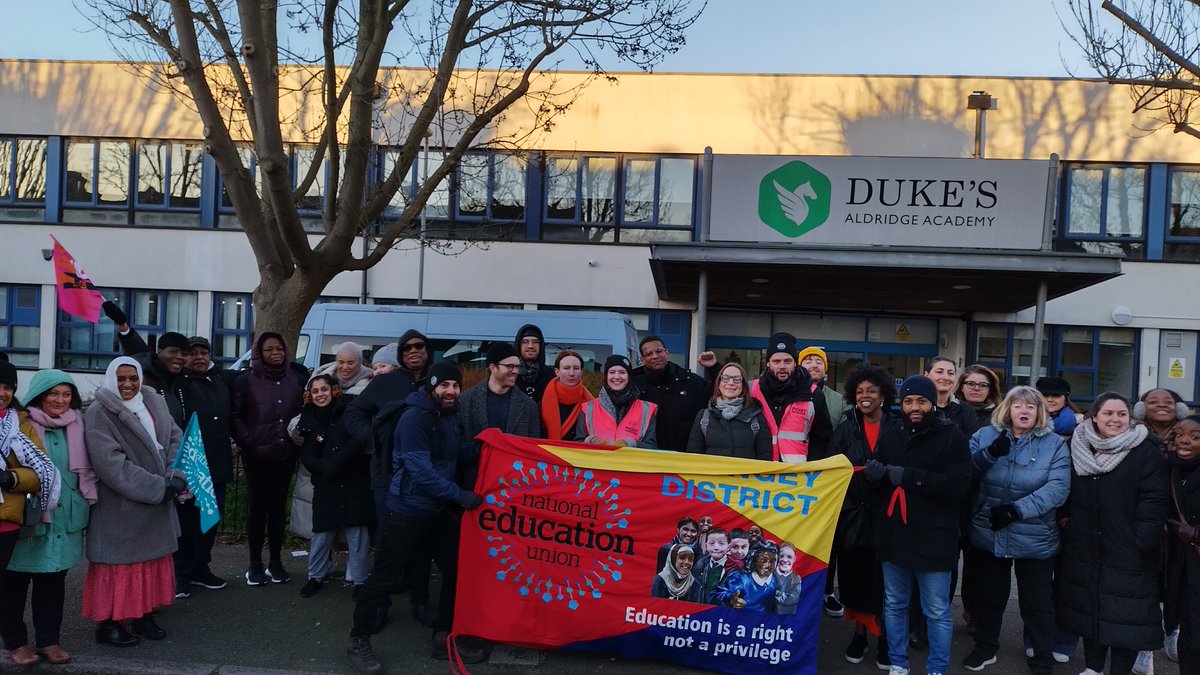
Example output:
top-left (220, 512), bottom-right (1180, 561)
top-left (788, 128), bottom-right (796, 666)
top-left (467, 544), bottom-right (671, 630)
top-left (83, 357), bottom-right (186, 647)
top-left (865, 375), bottom-right (971, 675)
top-left (1, 370), bottom-right (93, 666)
top-left (577, 355), bottom-right (658, 448)
top-left (686, 362), bottom-right (772, 460)
top-left (828, 364), bottom-right (903, 667)
top-left (748, 332), bottom-right (832, 462)
top-left (540, 351), bottom-right (593, 443)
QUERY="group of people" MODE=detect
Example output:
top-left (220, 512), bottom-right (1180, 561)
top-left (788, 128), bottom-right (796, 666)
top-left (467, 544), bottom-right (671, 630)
top-left (0, 308), bottom-right (1196, 675)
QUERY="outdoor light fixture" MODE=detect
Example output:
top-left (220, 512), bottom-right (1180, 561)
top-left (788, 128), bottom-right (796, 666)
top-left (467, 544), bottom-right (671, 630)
top-left (967, 90), bottom-right (998, 159)
top-left (41, 248), bottom-right (53, 261)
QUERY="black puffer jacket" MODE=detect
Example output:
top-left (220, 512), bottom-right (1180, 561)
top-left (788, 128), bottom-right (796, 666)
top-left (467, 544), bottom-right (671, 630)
top-left (937, 399), bottom-right (979, 437)
top-left (297, 397), bottom-right (373, 533)
top-left (1057, 436), bottom-right (1168, 650)
top-left (1165, 458), bottom-right (1200, 655)
top-left (827, 409), bottom-right (907, 551)
top-left (231, 333), bottom-right (307, 465)
top-left (872, 418), bottom-right (972, 571)
top-left (684, 399), bottom-right (772, 460)
top-left (513, 324), bottom-right (554, 403)
top-left (176, 365), bottom-right (235, 483)
top-left (631, 361), bottom-right (711, 453)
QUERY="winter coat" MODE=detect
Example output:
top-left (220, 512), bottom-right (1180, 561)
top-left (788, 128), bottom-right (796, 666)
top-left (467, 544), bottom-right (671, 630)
top-left (1057, 436), bottom-right (1168, 650)
top-left (118, 327), bottom-right (185, 425)
top-left (938, 399), bottom-right (979, 437)
top-left (341, 351), bottom-right (426, 491)
top-left (684, 400), bottom-right (772, 461)
top-left (297, 397), bottom-right (373, 533)
top-left (9, 412), bottom-right (89, 574)
top-left (175, 365), bottom-right (235, 483)
top-left (827, 409), bottom-right (907, 551)
top-left (0, 414), bottom-right (43, 526)
top-left (83, 387), bottom-right (183, 565)
top-left (231, 333), bottom-right (307, 466)
top-left (631, 361), bottom-right (711, 453)
top-left (458, 381), bottom-right (542, 443)
top-left (1165, 459), bottom-right (1200, 654)
top-left (386, 388), bottom-right (478, 517)
top-left (513, 324), bottom-right (555, 402)
top-left (872, 418), bottom-right (972, 571)
top-left (752, 370), bottom-right (833, 460)
top-left (815, 382), bottom-right (848, 430)
top-left (968, 424), bottom-right (1070, 560)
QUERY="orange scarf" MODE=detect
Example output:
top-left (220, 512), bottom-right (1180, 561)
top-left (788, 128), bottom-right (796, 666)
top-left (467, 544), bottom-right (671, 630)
top-left (541, 379), bottom-right (594, 441)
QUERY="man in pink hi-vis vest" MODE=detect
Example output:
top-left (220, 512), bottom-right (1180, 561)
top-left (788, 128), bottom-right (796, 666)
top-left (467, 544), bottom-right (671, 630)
top-left (748, 332), bottom-right (832, 463)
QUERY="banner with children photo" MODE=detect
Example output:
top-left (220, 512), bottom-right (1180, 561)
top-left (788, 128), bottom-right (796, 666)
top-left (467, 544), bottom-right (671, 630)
top-left (453, 429), bottom-right (853, 675)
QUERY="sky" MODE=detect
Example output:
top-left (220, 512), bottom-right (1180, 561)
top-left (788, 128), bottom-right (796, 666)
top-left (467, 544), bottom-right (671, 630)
top-left (0, 1), bottom-right (1099, 78)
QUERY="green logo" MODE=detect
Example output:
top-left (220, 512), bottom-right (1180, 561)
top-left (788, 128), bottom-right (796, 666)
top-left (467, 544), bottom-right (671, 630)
top-left (757, 161), bottom-right (831, 238)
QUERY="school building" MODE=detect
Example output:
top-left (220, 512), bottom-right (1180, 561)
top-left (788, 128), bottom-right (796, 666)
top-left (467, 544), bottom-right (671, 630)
top-left (1, 60), bottom-right (1198, 402)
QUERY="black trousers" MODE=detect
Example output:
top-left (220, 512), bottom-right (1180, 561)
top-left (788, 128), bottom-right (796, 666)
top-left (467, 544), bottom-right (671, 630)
top-left (351, 509), bottom-right (460, 637)
top-left (971, 550), bottom-right (1056, 673)
top-left (1083, 640), bottom-right (1137, 675)
top-left (0, 569), bottom-right (67, 649)
top-left (245, 460), bottom-right (294, 567)
top-left (0, 530), bottom-right (17, 573)
top-left (174, 481), bottom-right (227, 582)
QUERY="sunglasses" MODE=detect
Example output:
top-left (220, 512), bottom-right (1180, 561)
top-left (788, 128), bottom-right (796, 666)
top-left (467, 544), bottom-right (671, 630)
top-left (401, 342), bottom-right (427, 353)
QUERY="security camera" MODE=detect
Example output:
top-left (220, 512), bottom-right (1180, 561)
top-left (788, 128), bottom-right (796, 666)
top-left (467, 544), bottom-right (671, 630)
top-left (41, 248), bottom-right (53, 261)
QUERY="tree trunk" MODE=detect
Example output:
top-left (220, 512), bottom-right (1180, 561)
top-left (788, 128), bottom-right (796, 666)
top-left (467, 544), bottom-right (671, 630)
top-left (251, 267), bottom-right (333, 360)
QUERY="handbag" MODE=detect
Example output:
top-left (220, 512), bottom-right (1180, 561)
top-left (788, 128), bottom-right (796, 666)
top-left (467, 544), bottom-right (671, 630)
top-left (18, 493), bottom-right (40, 537)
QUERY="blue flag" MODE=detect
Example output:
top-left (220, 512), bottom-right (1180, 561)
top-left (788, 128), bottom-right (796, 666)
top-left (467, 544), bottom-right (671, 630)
top-left (173, 413), bottom-right (220, 533)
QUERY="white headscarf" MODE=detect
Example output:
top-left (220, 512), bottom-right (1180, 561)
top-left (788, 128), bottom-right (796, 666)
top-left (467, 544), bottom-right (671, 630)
top-left (103, 356), bottom-right (162, 450)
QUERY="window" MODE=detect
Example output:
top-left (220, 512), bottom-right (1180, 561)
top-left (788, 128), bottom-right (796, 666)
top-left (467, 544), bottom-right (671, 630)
top-left (64, 139), bottom-right (131, 223)
top-left (0, 137), bottom-right (47, 221)
top-left (217, 146), bottom-right (261, 229)
top-left (65, 139), bottom-right (206, 227)
top-left (212, 293), bottom-right (253, 366)
top-left (134, 141), bottom-right (204, 227)
top-left (1058, 164), bottom-right (1146, 259)
top-left (543, 153), bottom-right (695, 243)
top-left (56, 289), bottom-right (197, 371)
top-left (0, 285), bottom-right (40, 367)
top-left (1166, 167), bottom-right (1200, 261)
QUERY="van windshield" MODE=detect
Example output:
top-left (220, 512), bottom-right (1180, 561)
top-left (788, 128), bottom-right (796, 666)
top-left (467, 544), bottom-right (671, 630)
top-left (317, 336), bottom-right (614, 373)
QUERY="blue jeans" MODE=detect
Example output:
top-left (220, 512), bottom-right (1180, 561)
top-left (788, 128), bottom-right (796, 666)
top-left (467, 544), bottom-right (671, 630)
top-left (882, 562), bottom-right (953, 674)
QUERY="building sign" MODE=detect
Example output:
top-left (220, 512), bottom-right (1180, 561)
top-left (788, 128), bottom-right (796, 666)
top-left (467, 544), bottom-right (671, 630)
top-left (710, 155), bottom-right (1050, 249)
top-left (454, 429), bottom-right (852, 675)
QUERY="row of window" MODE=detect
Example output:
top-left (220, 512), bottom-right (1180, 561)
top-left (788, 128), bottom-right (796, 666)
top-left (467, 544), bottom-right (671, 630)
top-left (0, 136), bottom-right (696, 241)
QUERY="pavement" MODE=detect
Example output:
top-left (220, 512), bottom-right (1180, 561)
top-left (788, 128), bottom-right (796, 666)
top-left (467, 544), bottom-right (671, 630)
top-left (0, 542), bottom-right (1181, 674)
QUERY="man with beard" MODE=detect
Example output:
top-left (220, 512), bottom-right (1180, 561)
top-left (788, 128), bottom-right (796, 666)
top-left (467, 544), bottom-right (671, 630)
top-left (346, 362), bottom-right (485, 673)
top-left (513, 324), bottom-right (554, 402)
top-left (864, 375), bottom-right (971, 675)
top-left (748, 333), bottom-right (832, 462)
top-left (630, 336), bottom-right (711, 453)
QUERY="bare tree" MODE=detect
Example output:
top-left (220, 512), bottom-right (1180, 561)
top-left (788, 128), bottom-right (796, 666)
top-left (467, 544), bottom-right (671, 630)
top-left (1065, 0), bottom-right (1200, 138)
top-left (74, 0), bottom-right (704, 348)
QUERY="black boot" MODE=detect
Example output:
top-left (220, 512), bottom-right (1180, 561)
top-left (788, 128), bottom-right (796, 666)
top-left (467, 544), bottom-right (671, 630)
top-left (95, 620), bottom-right (139, 647)
top-left (130, 614), bottom-right (167, 640)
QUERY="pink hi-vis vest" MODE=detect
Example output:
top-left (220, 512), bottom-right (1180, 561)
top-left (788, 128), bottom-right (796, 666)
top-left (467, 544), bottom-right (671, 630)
top-left (749, 379), bottom-right (815, 463)
top-left (581, 399), bottom-right (657, 446)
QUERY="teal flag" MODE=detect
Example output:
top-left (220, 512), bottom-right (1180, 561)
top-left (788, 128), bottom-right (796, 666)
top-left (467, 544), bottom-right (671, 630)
top-left (173, 413), bottom-right (220, 533)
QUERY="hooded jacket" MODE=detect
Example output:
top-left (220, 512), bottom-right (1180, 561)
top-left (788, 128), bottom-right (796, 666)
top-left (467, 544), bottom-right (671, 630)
top-left (231, 333), bottom-right (307, 465)
top-left (341, 329), bottom-right (431, 490)
top-left (631, 361), bottom-right (711, 453)
top-left (968, 423), bottom-right (1070, 560)
top-left (685, 398), bottom-right (772, 460)
top-left (387, 387), bottom-right (478, 517)
top-left (513, 324), bottom-right (554, 403)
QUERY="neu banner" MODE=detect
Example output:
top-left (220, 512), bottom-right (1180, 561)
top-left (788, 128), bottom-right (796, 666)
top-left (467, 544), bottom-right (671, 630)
top-left (454, 430), bottom-right (853, 675)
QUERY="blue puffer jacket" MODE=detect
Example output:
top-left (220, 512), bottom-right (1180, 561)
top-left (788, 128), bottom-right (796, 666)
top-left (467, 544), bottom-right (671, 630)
top-left (968, 423), bottom-right (1070, 560)
top-left (386, 388), bottom-right (477, 517)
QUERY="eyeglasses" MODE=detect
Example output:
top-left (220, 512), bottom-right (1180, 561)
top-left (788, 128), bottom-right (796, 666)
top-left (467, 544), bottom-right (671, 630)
top-left (719, 374), bottom-right (744, 383)
top-left (962, 381), bottom-right (991, 390)
top-left (641, 347), bottom-right (667, 358)
top-left (401, 342), bottom-right (426, 353)
top-left (496, 362), bottom-right (521, 371)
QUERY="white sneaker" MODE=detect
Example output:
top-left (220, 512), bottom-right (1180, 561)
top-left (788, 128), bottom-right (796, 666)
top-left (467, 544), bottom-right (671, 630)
top-left (1132, 651), bottom-right (1154, 675)
top-left (1053, 651), bottom-right (1070, 663)
top-left (1025, 647), bottom-right (1034, 658)
top-left (1166, 627), bottom-right (1180, 663)
top-left (888, 667), bottom-right (909, 675)
top-left (1078, 670), bottom-right (1102, 675)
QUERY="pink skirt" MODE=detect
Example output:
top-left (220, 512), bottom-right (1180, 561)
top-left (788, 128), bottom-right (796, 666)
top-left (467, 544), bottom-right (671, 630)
top-left (82, 555), bottom-right (175, 622)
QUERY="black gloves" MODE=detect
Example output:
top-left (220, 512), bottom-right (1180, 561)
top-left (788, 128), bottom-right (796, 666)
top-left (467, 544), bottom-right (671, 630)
top-left (102, 301), bottom-right (128, 326)
top-left (461, 491), bottom-right (484, 510)
top-left (987, 435), bottom-right (1012, 458)
top-left (862, 460), bottom-right (887, 484)
top-left (162, 475), bottom-right (189, 503)
top-left (0, 470), bottom-right (15, 490)
top-left (885, 465), bottom-right (904, 486)
top-left (988, 504), bottom-right (1021, 530)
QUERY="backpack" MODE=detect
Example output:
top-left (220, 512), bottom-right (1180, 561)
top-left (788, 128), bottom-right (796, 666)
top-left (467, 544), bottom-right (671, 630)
top-left (372, 399), bottom-right (411, 474)
top-left (699, 409), bottom-right (761, 439)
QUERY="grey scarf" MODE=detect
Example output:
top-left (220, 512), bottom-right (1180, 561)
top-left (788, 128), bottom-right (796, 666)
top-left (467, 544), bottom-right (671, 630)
top-left (1070, 419), bottom-right (1148, 477)
top-left (715, 396), bottom-right (743, 420)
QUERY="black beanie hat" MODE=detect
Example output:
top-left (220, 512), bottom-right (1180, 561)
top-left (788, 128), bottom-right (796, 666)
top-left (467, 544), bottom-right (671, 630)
top-left (604, 354), bottom-right (632, 375)
top-left (427, 361), bottom-right (462, 389)
top-left (766, 332), bottom-right (797, 360)
top-left (486, 342), bottom-right (519, 365)
top-left (898, 375), bottom-right (938, 404)
top-left (158, 332), bottom-right (189, 350)
top-left (1036, 376), bottom-right (1071, 397)
top-left (0, 360), bottom-right (17, 392)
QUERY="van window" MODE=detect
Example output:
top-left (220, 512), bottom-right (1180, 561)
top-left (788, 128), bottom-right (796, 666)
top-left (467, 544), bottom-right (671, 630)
top-left (317, 335), bottom-right (614, 373)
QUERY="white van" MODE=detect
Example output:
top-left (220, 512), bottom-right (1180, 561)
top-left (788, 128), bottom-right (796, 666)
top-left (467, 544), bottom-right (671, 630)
top-left (238, 304), bottom-right (639, 373)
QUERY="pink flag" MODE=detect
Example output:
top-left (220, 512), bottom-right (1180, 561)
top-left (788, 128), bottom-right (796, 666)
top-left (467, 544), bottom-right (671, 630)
top-left (51, 237), bottom-right (103, 323)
